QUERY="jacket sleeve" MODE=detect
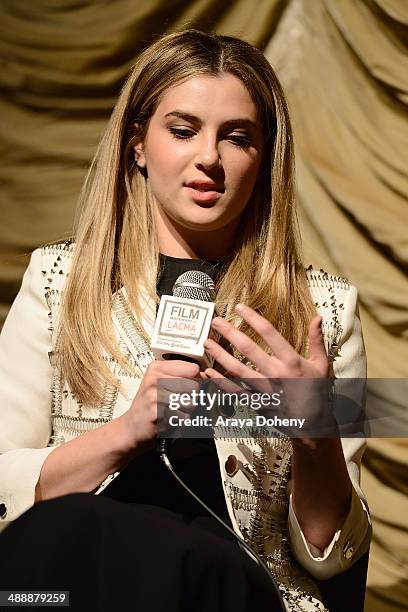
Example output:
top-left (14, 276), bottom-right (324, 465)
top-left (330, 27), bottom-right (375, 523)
top-left (287, 285), bottom-right (372, 580)
top-left (0, 249), bottom-right (56, 532)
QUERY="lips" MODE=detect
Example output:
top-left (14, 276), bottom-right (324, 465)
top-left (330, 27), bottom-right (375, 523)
top-left (185, 181), bottom-right (224, 192)
top-left (185, 183), bottom-right (224, 203)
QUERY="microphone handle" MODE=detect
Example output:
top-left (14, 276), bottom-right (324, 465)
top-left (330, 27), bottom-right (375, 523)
top-left (157, 353), bottom-right (201, 454)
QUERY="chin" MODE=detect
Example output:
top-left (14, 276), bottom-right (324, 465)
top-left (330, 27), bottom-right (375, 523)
top-left (171, 208), bottom-right (226, 231)
top-left (179, 219), bottom-right (225, 232)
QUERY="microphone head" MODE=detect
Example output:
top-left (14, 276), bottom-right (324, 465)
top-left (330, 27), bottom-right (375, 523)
top-left (173, 270), bottom-right (215, 302)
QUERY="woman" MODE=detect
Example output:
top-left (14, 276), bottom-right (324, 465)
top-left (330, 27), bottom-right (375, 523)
top-left (0, 30), bottom-right (371, 611)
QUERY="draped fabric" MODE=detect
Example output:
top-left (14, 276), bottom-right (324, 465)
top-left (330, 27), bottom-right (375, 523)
top-left (0, 1), bottom-right (407, 609)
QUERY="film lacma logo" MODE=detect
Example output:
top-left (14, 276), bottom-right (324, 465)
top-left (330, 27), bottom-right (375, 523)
top-left (151, 296), bottom-right (215, 367)
top-left (165, 303), bottom-right (202, 335)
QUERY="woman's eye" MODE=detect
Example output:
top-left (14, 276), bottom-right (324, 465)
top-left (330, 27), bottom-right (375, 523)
top-left (169, 127), bottom-right (195, 139)
top-left (168, 127), bottom-right (252, 147)
top-left (228, 134), bottom-right (252, 148)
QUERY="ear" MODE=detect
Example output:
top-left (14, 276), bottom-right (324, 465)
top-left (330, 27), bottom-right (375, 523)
top-left (133, 122), bottom-right (147, 168)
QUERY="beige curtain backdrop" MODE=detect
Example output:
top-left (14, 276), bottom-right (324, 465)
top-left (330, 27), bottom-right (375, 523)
top-left (0, 1), bottom-right (407, 609)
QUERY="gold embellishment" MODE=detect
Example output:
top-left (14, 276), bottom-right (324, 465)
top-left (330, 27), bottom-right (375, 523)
top-left (322, 320), bottom-right (343, 363)
top-left (305, 265), bottom-right (346, 363)
top-left (50, 366), bottom-right (64, 415)
top-left (112, 290), bottom-right (154, 375)
top-left (98, 380), bottom-right (119, 420)
top-left (305, 267), bottom-right (350, 290)
top-left (47, 433), bottom-right (66, 446)
top-left (277, 581), bottom-right (328, 611)
top-left (224, 481), bottom-right (274, 512)
top-left (42, 239), bottom-right (74, 258)
top-left (52, 413), bottom-right (111, 431)
top-left (262, 434), bottom-right (292, 456)
top-left (116, 339), bottom-right (143, 376)
top-left (44, 289), bottom-right (63, 309)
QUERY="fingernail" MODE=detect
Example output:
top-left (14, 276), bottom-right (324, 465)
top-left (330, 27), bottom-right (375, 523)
top-left (211, 318), bottom-right (222, 328)
top-left (235, 303), bottom-right (245, 312)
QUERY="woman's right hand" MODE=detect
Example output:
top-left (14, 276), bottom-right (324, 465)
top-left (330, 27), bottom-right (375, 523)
top-left (120, 359), bottom-right (201, 452)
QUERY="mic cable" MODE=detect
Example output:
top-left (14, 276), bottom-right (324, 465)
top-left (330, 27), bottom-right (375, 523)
top-left (158, 445), bottom-right (286, 611)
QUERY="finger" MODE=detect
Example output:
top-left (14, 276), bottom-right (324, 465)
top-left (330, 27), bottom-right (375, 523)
top-left (157, 376), bottom-right (200, 397)
top-left (234, 304), bottom-right (295, 362)
top-left (156, 386), bottom-right (200, 409)
top-left (201, 372), bottom-right (244, 417)
top-left (206, 325), bottom-right (281, 385)
top-left (204, 367), bottom-right (224, 379)
top-left (204, 337), bottom-right (262, 378)
top-left (209, 318), bottom-right (271, 374)
top-left (204, 368), bottom-right (279, 403)
top-left (204, 368), bottom-right (244, 394)
top-left (155, 360), bottom-right (200, 378)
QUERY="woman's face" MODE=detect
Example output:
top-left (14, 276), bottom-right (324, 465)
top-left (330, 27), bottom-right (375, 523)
top-left (134, 73), bottom-right (264, 257)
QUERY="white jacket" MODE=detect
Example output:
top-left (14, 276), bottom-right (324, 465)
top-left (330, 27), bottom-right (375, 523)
top-left (0, 241), bottom-right (372, 612)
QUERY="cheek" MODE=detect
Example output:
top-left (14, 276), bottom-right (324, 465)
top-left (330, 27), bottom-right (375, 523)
top-left (145, 138), bottom-right (189, 182)
top-left (228, 155), bottom-right (261, 191)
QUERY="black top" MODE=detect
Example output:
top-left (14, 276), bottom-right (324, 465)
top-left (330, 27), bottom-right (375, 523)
top-left (156, 253), bottom-right (224, 296)
top-left (101, 254), bottom-right (232, 526)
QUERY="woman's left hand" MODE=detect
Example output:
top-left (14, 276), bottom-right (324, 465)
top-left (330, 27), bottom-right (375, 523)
top-left (203, 303), bottom-right (332, 441)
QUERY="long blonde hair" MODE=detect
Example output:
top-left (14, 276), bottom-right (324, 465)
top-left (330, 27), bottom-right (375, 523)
top-left (56, 29), bottom-right (316, 406)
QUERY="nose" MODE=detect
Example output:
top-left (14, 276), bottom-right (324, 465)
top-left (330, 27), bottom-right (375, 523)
top-left (195, 134), bottom-right (221, 170)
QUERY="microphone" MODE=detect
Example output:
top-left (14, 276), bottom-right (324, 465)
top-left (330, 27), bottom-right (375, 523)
top-left (151, 270), bottom-right (216, 367)
top-left (152, 270), bottom-right (216, 453)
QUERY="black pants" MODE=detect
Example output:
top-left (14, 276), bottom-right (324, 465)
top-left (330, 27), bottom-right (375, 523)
top-left (0, 493), bottom-right (285, 611)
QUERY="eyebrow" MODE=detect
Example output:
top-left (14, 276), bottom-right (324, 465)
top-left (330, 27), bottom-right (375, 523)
top-left (164, 110), bottom-right (258, 131)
